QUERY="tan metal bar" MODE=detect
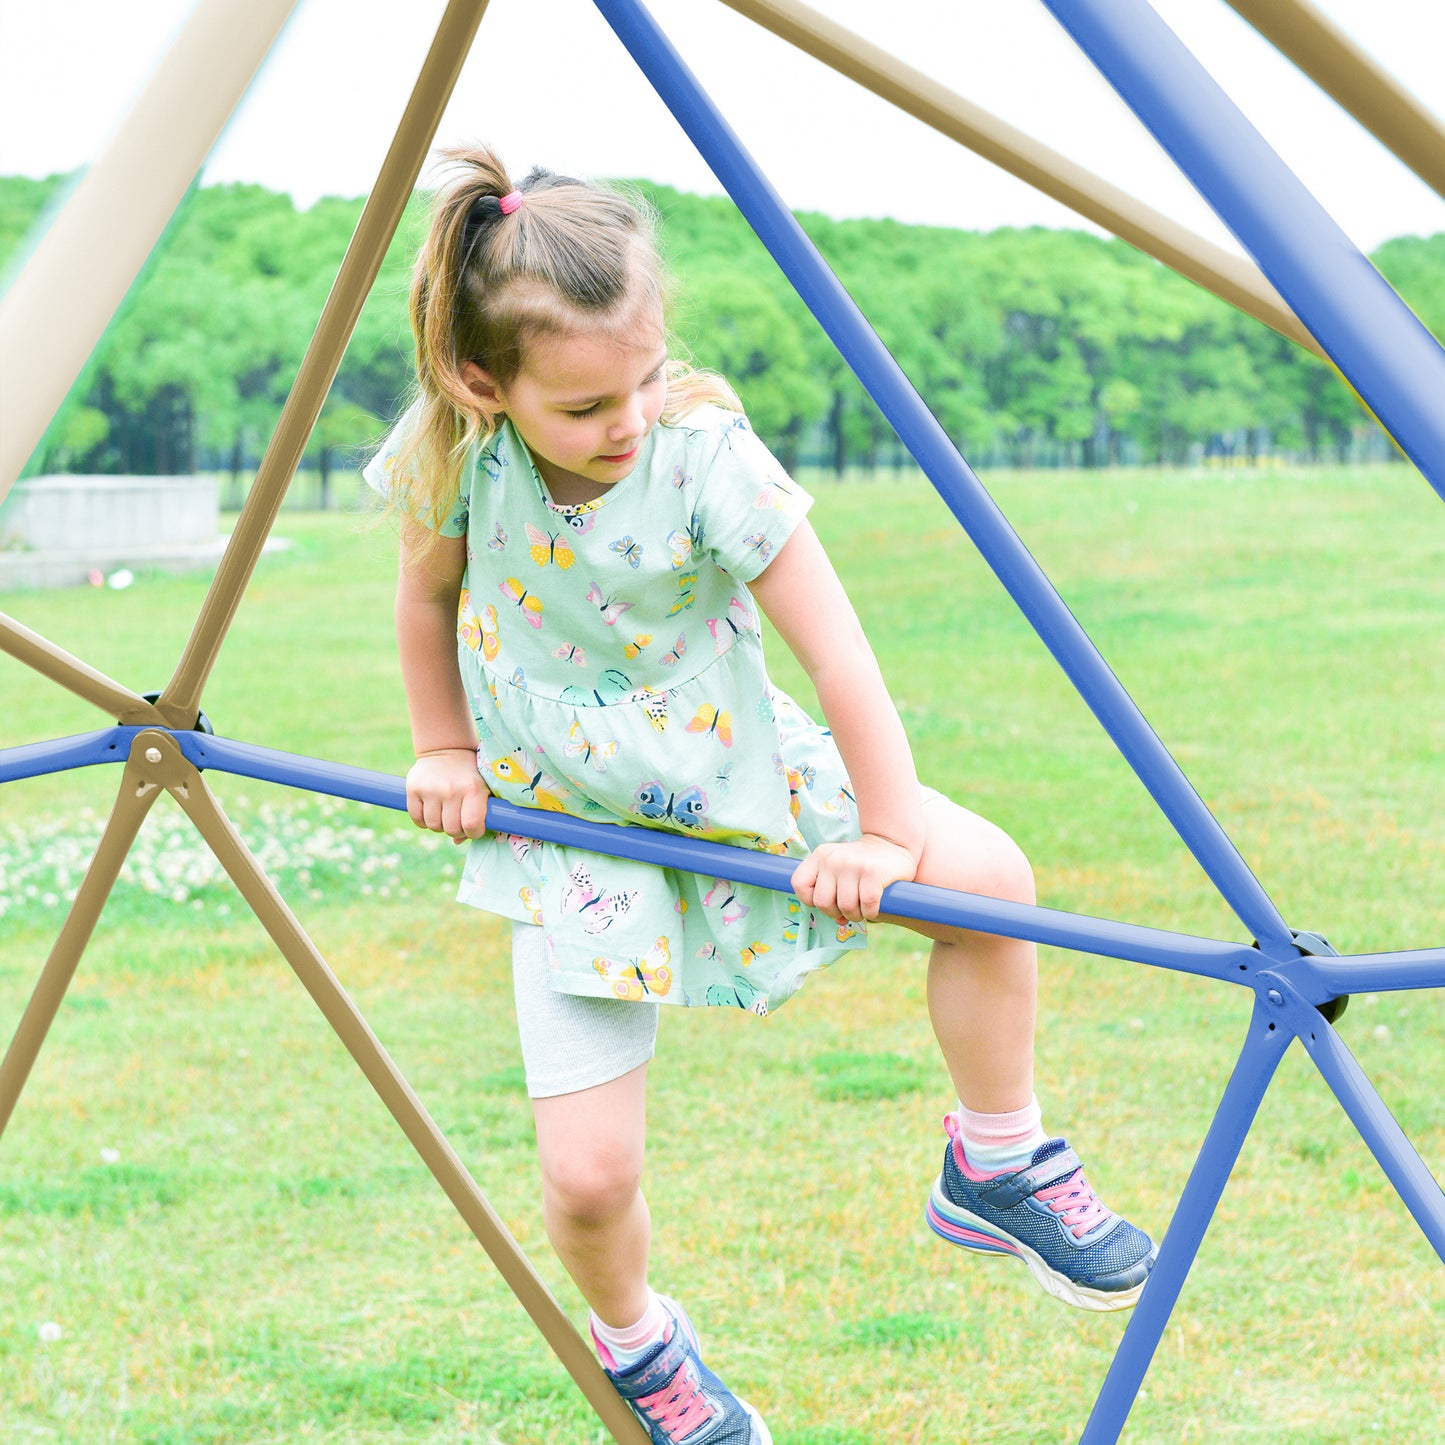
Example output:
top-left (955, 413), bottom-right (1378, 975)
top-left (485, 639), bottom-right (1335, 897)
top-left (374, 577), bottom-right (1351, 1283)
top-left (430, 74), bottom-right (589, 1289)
top-left (0, 745), bottom-right (161, 1136)
top-left (139, 731), bottom-right (646, 1445)
top-left (717, 0), bottom-right (1327, 358)
top-left (0, 0), bottom-right (301, 505)
top-left (0, 610), bottom-right (162, 726)
top-left (1225, 0), bottom-right (1445, 200)
top-left (158, 0), bottom-right (493, 731)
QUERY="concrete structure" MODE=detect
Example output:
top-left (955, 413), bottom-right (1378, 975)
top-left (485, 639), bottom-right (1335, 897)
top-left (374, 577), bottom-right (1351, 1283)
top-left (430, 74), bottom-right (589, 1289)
top-left (0, 474), bottom-right (228, 590)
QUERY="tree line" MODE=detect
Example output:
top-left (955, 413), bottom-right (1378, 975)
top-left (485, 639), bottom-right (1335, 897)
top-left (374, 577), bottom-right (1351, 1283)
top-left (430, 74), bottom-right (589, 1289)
top-left (3, 172), bottom-right (1440, 485)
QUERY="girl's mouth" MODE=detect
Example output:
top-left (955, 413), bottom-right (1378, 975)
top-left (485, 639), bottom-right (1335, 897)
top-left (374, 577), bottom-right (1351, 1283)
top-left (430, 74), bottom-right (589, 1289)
top-left (599, 445), bottom-right (639, 465)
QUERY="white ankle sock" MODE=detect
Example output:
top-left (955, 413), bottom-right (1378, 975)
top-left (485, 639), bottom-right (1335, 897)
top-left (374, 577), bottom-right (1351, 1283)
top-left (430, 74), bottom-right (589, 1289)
top-left (954, 1096), bottom-right (1048, 1173)
top-left (590, 1289), bottom-right (669, 1371)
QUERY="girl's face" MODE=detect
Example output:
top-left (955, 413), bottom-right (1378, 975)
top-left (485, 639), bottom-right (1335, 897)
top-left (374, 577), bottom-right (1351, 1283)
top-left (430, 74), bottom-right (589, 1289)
top-left (466, 307), bottom-right (669, 504)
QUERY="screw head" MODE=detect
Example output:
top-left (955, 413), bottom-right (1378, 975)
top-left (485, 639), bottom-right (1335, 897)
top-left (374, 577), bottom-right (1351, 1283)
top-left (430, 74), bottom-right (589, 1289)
top-left (144, 746), bottom-right (163, 764)
top-left (1267, 989), bottom-right (1284, 1006)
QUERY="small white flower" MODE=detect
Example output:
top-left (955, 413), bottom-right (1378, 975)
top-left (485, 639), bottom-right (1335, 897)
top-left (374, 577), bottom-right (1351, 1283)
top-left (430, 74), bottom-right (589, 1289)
top-left (100, 1147), bottom-right (121, 1164)
top-left (1372, 1024), bottom-right (1391, 1043)
top-left (38, 1321), bottom-right (63, 1343)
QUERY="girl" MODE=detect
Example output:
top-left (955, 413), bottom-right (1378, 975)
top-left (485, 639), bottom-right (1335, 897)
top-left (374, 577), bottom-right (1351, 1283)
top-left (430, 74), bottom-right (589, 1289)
top-left (369, 148), bottom-right (1155, 1445)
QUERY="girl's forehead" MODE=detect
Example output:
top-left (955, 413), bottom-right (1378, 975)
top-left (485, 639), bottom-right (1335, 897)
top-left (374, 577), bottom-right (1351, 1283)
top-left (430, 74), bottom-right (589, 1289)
top-left (524, 319), bottom-right (666, 391)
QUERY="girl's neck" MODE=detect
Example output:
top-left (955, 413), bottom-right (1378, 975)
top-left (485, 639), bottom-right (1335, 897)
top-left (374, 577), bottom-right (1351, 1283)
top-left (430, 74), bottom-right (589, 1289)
top-left (540, 464), bottom-right (611, 509)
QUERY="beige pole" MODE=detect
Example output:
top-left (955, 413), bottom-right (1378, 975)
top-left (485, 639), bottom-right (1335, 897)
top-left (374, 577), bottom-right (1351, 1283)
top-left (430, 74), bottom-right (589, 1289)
top-left (0, 0), bottom-right (301, 504)
top-left (158, 0), bottom-right (491, 731)
top-left (1226, 0), bottom-right (1445, 200)
top-left (0, 610), bottom-right (162, 725)
top-left (717, 0), bottom-right (1326, 358)
top-left (146, 733), bottom-right (649, 1445)
top-left (0, 750), bottom-right (161, 1136)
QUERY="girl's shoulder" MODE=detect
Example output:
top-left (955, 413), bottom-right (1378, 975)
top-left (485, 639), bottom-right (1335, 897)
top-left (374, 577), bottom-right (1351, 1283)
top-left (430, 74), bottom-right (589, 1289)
top-left (654, 404), bottom-right (764, 476)
top-left (659, 402), bottom-right (753, 446)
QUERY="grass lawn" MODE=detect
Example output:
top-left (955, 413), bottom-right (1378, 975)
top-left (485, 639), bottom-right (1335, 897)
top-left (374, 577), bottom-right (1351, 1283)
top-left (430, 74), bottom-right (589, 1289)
top-left (1, 461), bottom-right (1441, 1443)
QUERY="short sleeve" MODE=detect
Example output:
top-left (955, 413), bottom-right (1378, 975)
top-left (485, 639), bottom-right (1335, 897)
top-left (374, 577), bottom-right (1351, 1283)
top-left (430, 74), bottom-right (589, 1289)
top-left (362, 401), bottom-right (469, 538)
top-left (688, 411), bottom-right (813, 581)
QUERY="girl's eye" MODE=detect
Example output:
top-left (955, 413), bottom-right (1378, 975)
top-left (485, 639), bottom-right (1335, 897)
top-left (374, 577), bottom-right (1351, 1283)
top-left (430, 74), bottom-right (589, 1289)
top-left (564, 365), bottom-right (664, 418)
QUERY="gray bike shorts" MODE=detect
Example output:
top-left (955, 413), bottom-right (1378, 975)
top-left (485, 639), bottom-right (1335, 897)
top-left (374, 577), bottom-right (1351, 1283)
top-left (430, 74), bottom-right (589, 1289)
top-left (511, 922), bottom-right (659, 1098)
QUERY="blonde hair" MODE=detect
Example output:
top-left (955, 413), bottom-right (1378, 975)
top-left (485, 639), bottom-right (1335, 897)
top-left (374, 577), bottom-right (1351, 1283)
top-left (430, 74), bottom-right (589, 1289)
top-left (395, 145), bottom-right (740, 543)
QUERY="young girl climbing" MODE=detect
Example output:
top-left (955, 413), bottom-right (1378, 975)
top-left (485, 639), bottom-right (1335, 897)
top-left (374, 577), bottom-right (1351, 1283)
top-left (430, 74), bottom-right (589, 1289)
top-left (369, 147), bottom-right (1156, 1445)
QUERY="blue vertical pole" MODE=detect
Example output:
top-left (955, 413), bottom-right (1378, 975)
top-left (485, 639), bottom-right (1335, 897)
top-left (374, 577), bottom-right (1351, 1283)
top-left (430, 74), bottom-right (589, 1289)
top-left (1040, 0), bottom-right (1445, 499)
top-left (589, 0), bottom-right (1297, 956)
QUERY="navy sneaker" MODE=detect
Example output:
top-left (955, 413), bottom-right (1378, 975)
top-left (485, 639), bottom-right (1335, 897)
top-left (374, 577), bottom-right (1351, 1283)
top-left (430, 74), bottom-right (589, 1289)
top-left (926, 1117), bottom-right (1156, 1312)
top-left (594, 1296), bottom-right (771, 1444)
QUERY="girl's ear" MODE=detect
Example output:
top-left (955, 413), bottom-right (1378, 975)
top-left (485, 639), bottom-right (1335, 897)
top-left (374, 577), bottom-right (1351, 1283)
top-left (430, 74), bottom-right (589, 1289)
top-left (461, 361), bottom-right (506, 417)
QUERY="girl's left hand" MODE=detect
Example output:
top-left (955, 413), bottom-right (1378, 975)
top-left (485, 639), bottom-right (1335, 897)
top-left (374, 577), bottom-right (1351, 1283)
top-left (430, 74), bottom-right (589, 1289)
top-left (792, 834), bottom-right (920, 923)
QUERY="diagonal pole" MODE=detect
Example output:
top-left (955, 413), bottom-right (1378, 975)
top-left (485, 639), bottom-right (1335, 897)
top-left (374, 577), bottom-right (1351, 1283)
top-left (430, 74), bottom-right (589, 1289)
top-left (0, 0), bottom-right (301, 503)
top-left (0, 745), bottom-right (163, 1137)
top-left (717, 0), bottom-right (1324, 358)
top-left (1078, 1003), bottom-right (1292, 1444)
top-left (1266, 974), bottom-right (1445, 1263)
top-left (1224, 0), bottom-right (1445, 199)
top-left (158, 0), bottom-right (493, 731)
top-left (591, 0), bottom-right (1297, 957)
top-left (134, 732), bottom-right (647, 1445)
top-left (1038, 0), bottom-right (1445, 497)
top-left (0, 611), bottom-right (162, 726)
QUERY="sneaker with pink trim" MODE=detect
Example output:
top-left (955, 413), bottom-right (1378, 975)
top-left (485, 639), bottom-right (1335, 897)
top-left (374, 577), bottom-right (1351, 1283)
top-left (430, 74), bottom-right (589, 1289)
top-left (926, 1116), bottom-right (1156, 1312)
top-left (594, 1296), bottom-right (771, 1444)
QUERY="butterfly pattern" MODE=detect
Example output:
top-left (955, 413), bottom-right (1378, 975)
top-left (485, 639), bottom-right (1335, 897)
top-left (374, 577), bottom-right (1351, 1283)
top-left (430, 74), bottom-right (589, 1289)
top-left (705, 596), bottom-right (755, 655)
top-left (363, 408), bottom-right (867, 1013)
top-left (686, 703), bottom-right (733, 748)
top-left (633, 780), bottom-right (709, 831)
top-left (586, 581), bottom-right (633, 626)
top-left (703, 878), bottom-right (749, 927)
top-left (560, 862), bottom-right (638, 934)
top-left (609, 536), bottom-right (643, 569)
top-left (526, 523), bottom-right (576, 569)
top-left (592, 937), bottom-right (673, 1001)
top-left (499, 576), bottom-right (543, 628)
top-left (562, 719), bottom-right (618, 773)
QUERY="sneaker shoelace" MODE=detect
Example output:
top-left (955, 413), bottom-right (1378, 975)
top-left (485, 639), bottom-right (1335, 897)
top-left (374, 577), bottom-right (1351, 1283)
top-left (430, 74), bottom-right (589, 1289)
top-left (1036, 1169), bottom-right (1114, 1238)
top-left (635, 1358), bottom-right (717, 1439)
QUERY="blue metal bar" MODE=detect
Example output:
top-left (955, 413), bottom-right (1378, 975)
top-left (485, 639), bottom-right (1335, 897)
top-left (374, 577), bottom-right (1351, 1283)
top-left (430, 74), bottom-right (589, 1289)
top-left (1039, 0), bottom-right (1445, 498)
top-left (1259, 973), bottom-right (1445, 1264)
top-left (0, 727), bottom-right (138, 785)
top-left (1078, 1003), bottom-right (1291, 1443)
top-left (1300, 949), bottom-right (1445, 997)
top-left (172, 732), bottom-right (1260, 981)
top-left (589, 0), bottom-right (1296, 957)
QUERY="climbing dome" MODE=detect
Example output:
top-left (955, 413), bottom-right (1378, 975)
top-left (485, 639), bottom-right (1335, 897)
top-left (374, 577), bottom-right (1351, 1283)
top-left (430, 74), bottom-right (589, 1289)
top-left (2, 2), bottom-right (1442, 1441)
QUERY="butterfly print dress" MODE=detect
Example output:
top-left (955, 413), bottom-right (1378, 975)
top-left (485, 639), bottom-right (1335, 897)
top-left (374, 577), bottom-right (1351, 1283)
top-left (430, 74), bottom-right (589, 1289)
top-left (366, 404), bottom-right (865, 1013)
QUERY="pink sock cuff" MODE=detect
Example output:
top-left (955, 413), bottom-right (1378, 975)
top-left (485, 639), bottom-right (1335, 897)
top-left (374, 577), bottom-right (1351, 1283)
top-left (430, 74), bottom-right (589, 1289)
top-left (591, 1290), bottom-right (667, 1352)
top-left (955, 1095), bottom-right (1042, 1146)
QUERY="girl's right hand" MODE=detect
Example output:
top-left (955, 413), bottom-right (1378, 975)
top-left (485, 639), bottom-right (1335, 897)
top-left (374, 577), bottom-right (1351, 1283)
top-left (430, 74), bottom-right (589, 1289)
top-left (406, 747), bottom-right (491, 843)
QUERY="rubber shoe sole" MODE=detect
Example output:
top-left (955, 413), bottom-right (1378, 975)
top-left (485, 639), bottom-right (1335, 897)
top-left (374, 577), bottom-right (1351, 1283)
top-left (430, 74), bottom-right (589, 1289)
top-left (926, 1175), bottom-right (1156, 1313)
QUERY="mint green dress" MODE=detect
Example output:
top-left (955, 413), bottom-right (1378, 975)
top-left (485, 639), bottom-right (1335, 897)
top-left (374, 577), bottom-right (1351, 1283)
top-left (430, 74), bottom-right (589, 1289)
top-left (366, 404), bottom-right (866, 1013)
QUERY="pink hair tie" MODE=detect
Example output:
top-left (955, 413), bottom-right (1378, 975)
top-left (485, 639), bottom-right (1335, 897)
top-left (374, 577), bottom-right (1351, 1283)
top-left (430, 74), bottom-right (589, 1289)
top-left (498, 190), bottom-right (525, 215)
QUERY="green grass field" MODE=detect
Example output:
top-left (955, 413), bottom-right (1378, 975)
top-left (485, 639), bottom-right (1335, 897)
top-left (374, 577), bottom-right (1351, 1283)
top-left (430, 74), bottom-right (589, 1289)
top-left (1, 462), bottom-right (1442, 1443)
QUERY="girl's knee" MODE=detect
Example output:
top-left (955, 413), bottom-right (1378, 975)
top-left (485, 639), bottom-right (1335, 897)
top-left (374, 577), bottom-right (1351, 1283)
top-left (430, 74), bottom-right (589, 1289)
top-left (980, 832), bottom-right (1035, 907)
top-left (921, 798), bottom-right (1036, 906)
top-left (539, 1134), bottom-right (643, 1225)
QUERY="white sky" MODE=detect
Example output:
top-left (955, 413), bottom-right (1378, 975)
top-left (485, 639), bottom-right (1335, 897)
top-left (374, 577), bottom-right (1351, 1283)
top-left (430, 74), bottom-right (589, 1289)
top-left (0, 0), bottom-right (1441, 258)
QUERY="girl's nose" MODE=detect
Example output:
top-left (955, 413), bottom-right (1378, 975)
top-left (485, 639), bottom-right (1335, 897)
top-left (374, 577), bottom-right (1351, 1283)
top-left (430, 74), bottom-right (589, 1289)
top-left (611, 395), bottom-right (646, 439)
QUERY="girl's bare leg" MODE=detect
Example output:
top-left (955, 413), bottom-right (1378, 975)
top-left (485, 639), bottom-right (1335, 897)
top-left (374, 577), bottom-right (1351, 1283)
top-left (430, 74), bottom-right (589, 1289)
top-left (881, 794), bottom-right (1038, 1115)
top-left (531, 1061), bottom-right (652, 1328)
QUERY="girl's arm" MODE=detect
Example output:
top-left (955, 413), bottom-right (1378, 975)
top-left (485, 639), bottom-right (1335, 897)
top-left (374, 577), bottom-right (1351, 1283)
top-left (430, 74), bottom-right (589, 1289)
top-left (748, 519), bottom-right (924, 922)
top-left (396, 524), bottom-right (490, 841)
